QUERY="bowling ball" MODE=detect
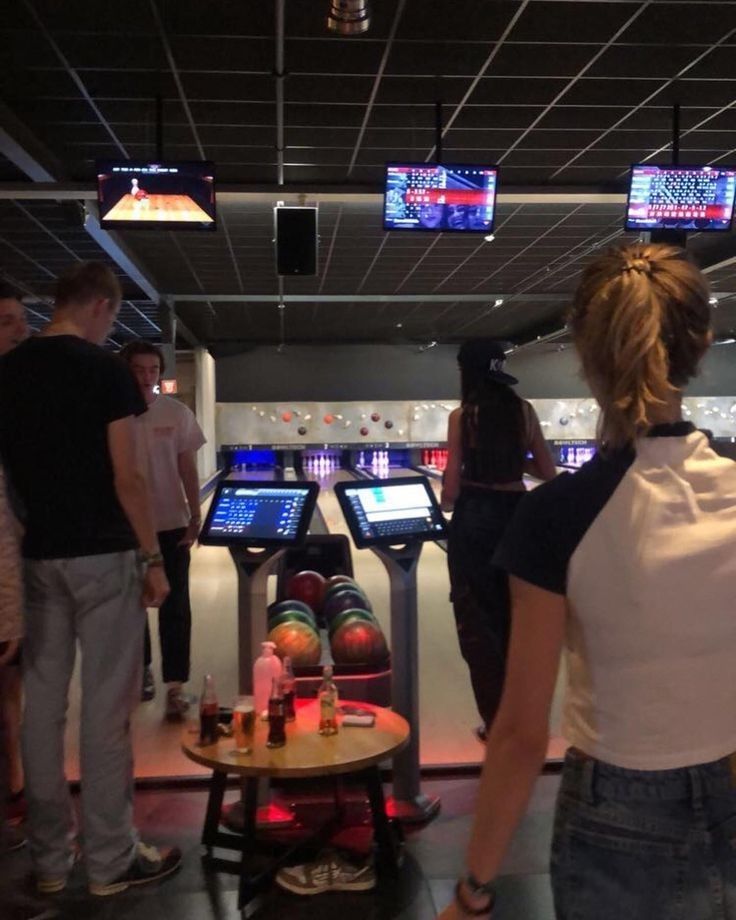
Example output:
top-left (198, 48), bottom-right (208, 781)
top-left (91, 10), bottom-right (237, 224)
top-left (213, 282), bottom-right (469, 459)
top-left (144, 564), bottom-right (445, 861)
top-left (282, 411), bottom-right (293, 423)
top-left (328, 608), bottom-right (377, 638)
top-left (323, 579), bottom-right (365, 601)
top-left (268, 620), bottom-right (321, 667)
top-left (331, 619), bottom-right (388, 666)
top-left (268, 610), bottom-right (316, 631)
top-left (325, 574), bottom-right (356, 592)
top-left (324, 414), bottom-right (335, 425)
top-left (298, 426), bottom-right (307, 436)
top-left (384, 420), bottom-right (393, 429)
top-left (286, 570), bottom-right (327, 613)
top-left (323, 589), bottom-right (373, 625)
top-left (360, 427), bottom-right (369, 436)
top-left (268, 599), bottom-right (314, 622)
top-left (371, 412), bottom-right (381, 422)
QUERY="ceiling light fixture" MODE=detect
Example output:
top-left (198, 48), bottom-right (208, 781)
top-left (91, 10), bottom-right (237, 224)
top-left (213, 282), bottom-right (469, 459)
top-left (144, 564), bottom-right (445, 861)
top-left (493, 298), bottom-right (504, 308)
top-left (327, 0), bottom-right (370, 35)
top-left (484, 233), bottom-right (495, 242)
top-left (709, 296), bottom-right (719, 306)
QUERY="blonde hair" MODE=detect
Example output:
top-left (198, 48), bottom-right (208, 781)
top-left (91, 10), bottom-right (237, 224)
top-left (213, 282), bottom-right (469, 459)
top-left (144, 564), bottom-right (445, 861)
top-left (569, 243), bottom-right (711, 449)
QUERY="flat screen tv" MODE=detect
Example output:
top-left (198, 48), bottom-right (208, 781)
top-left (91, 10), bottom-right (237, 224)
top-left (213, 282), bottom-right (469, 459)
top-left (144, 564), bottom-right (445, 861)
top-left (625, 164), bottom-right (736, 232)
top-left (383, 162), bottom-right (498, 233)
top-left (96, 160), bottom-right (216, 230)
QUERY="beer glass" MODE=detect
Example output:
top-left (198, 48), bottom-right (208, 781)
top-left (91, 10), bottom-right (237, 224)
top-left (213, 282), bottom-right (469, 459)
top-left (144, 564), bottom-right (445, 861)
top-left (231, 696), bottom-right (255, 755)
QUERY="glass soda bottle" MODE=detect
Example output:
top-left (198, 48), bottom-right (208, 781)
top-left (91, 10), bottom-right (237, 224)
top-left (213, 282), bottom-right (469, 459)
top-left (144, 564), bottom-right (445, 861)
top-left (266, 676), bottom-right (287, 748)
top-left (199, 674), bottom-right (219, 746)
top-left (318, 665), bottom-right (339, 736)
top-left (281, 656), bottom-right (296, 722)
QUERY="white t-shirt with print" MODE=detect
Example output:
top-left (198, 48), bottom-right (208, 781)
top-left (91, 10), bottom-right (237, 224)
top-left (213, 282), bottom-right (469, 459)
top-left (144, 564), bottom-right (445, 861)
top-left (136, 395), bottom-right (206, 532)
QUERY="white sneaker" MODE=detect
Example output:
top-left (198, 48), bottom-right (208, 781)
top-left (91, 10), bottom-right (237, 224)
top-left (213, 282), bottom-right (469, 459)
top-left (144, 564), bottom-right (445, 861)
top-left (276, 849), bottom-right (376, 895)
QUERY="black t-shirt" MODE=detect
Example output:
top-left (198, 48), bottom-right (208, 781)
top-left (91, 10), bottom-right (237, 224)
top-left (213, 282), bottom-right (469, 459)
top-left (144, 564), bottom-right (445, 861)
top-left (0, 335), bottom-right (145, 559)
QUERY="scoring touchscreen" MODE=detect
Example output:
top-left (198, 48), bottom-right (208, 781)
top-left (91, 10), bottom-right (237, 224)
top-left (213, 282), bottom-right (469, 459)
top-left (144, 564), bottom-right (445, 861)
top-left (344, 482), bottom-right (444, 541)
top-left (207, 486), bottom-right (308, 540)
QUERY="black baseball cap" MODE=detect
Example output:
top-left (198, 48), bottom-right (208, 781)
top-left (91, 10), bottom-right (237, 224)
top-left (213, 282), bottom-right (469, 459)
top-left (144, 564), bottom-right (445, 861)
top-left (457, 338), bottom-right (518, 386)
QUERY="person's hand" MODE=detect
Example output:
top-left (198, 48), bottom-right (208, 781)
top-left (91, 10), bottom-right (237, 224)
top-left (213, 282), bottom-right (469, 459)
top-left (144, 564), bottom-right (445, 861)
top-left (178, 519), bottom-right (200, 548)
top-left (0, 639), bottom-right (19, 667)
top-left (142, 566), bottom-right (170, 608)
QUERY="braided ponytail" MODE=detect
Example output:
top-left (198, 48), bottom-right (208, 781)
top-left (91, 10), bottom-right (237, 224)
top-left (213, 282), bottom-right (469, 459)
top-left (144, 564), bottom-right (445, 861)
top-left (570, 243), bottom-right (711, 449)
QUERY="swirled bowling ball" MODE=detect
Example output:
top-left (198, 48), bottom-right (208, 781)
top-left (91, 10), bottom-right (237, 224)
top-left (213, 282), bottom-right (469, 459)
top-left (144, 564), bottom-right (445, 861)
top-left (323, 588), bottom-right (372, 626)
top-left (286, 570), bottom-right (327, 613)
top-left (268, 599), bottom-right (315, 625)
top-left (298, 426), bottom-right (307, 436)
top-left (324, 414), bottom-right (335, 425)
top-left (371, 412), bottom-right (381, 422)
top-left (360, 426), bottom-right (369, 436)
top-left (267, 620), bottom-right (322, 667)
top-left (281, 411), bottom-right (293, 423)
top-left (331, 619), bottom-right (388, 666)
top-left (384, 420), bottom-right (393, 429)
top-left (325, 574), bottom-right (357, 592)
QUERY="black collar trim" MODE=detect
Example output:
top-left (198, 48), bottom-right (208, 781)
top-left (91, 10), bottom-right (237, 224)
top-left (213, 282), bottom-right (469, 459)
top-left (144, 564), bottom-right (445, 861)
top-left (646, 422), bottom-right (697, 438)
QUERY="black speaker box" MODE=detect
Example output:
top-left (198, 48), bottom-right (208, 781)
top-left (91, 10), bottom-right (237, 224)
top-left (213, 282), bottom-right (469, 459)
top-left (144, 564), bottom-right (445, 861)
top-left (275, 207), bottom-right (318, 276)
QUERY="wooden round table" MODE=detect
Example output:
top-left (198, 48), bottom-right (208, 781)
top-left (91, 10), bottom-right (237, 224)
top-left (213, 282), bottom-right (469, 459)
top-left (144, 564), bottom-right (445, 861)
top-left (182, 700), bottom-right (409, 913)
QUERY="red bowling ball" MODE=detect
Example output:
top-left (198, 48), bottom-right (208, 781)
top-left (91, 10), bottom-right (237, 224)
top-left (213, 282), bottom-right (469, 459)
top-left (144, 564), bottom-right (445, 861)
top-left (286, 570), bottom-right (327, 613)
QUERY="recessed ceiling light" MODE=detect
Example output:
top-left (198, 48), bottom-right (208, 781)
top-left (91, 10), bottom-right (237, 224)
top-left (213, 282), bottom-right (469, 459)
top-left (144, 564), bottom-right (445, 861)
top-left (493, 298), bottom-right (504, 307)
top-left (396, 322), bottom-right (403, 328)
top-left (484, 233), bottom-right (495, 242)
top-left (709, 296), bottom-right (718, 305)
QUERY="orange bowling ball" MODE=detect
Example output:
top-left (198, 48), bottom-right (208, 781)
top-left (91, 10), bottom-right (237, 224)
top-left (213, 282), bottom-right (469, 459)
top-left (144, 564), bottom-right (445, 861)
top-left (282, 411), bottom-right (293, 423)
top-left (324, 414), bottom-right (335, 424)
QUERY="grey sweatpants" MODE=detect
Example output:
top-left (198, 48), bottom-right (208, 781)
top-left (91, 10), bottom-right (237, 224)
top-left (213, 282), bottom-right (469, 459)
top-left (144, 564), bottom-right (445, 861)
top-left (22, 551), bottom-right (145, 884)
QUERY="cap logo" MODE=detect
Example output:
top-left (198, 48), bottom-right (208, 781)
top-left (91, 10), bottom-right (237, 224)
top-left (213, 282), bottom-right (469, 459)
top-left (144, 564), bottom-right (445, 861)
top-left (489, 358), bottom-right (504, 373)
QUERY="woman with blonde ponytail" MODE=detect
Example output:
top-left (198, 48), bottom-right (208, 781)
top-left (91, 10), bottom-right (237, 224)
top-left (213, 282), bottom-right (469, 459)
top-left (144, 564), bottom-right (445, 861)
top-left (439, 243), bottom-right (736, 920)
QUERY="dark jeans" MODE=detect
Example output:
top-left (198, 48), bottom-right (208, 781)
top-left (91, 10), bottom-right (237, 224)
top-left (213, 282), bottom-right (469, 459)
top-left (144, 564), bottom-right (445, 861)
top-left (446, 487), bottom-right (524, 729)
top-left (553, 749), bottom-right (736, 920)
top-left (143, 528), bottom-right (192, 684)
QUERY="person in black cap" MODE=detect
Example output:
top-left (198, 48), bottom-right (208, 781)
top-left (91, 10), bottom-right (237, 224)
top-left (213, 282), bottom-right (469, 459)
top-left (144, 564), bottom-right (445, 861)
top-left (441, 338), bottom-right (555, 742)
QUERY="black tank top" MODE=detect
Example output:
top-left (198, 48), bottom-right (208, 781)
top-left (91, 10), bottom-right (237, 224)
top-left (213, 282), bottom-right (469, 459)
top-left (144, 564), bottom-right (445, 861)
top-left (461, 403), bottom-right (530, 485)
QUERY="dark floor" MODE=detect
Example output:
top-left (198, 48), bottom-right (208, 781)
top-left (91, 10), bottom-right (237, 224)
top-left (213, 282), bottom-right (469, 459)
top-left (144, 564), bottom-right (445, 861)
top-left (1, 775), bottom-right (559, 920)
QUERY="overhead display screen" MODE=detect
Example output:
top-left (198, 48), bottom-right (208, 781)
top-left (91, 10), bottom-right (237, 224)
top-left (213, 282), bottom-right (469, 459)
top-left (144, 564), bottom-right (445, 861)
top-left (200, 482), bottom-right (318, 548)
top-left (383, 163), bottom-right (498, 233)
top-left (97, 160), bottom-right (216, 230)
top-left (625, 165), bottom-right (736, 232)
top-left (335, 476), bottom-right (448, 548)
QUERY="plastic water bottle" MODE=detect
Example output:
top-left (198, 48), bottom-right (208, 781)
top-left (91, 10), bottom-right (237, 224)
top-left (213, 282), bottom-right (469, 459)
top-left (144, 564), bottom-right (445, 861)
top-left (253, 641), bottom-right (282, 719)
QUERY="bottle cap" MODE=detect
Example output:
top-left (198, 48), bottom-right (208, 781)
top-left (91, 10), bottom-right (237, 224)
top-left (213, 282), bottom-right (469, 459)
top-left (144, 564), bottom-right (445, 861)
top-left (261, 641), bottom-right (276, 656)
top-left (323, 665), bottom-right (333, 679)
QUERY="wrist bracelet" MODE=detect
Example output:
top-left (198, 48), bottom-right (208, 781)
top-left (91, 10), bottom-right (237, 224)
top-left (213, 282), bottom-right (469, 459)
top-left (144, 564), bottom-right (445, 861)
top-left (454, 879), bottom-right (495, 917)
top-left (138, 550), bottom-right (164, 566)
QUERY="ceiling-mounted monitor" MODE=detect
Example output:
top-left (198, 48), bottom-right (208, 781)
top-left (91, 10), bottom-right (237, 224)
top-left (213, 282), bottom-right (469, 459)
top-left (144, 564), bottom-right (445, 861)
top-left (625, 164), bottom-right (736, 232)
top-left (96, 160), bottom-right (216, 230)
top-left (383, 162), bottom-right (498, 233)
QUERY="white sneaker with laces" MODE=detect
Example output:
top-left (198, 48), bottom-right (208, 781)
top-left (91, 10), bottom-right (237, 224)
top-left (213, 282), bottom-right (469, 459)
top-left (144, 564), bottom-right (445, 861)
top-left (275, 850), bottom-right (376, 896)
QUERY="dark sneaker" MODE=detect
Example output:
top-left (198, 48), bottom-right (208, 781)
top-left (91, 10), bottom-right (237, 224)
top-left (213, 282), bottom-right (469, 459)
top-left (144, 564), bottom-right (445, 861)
top-left (89, 842), bottom-right (182, 896)
top-left (141, 666), bottom-right (155, 702)
top-left (276, 850), bottom-right (375, 895)
top-left (2, 822), bottom-right (26, 854)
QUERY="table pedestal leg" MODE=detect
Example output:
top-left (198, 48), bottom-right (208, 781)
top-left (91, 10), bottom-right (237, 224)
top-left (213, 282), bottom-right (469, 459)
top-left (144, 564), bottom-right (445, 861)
top-left (203, 770), bottom-right (228, 852)
top-left (361, 766), bottom-right (403, 875)
top-left (238, 777), bottom-right (260, 910)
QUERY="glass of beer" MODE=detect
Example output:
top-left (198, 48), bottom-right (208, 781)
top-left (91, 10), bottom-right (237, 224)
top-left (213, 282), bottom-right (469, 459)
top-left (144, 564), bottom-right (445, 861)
top-left (231, 696), bottom-right (255, 756)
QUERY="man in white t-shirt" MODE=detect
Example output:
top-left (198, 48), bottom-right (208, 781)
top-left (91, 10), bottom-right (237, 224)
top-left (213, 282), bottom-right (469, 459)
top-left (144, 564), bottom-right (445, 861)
top-left (120, 341), bottom-right (206, 719)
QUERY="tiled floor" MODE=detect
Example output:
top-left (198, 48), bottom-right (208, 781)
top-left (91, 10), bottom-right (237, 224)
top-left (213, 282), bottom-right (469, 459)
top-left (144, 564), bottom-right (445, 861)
top-left (1, 775), bottom-right (559, 919)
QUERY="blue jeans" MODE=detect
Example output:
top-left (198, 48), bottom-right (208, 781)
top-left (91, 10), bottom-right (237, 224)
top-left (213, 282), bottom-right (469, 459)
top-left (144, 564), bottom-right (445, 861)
top-left (552, 749), bottom-right (736, 919)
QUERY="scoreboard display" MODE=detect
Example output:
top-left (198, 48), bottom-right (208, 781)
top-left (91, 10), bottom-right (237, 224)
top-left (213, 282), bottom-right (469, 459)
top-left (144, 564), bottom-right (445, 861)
top-left (625, 165), bottom-right (736, 232)
top-left (383, 163), bottom-right (498, 233)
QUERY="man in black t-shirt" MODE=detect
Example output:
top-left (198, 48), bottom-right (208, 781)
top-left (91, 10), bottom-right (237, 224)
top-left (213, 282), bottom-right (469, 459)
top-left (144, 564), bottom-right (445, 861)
top-left (0, 263), bottom-right (181, 896)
